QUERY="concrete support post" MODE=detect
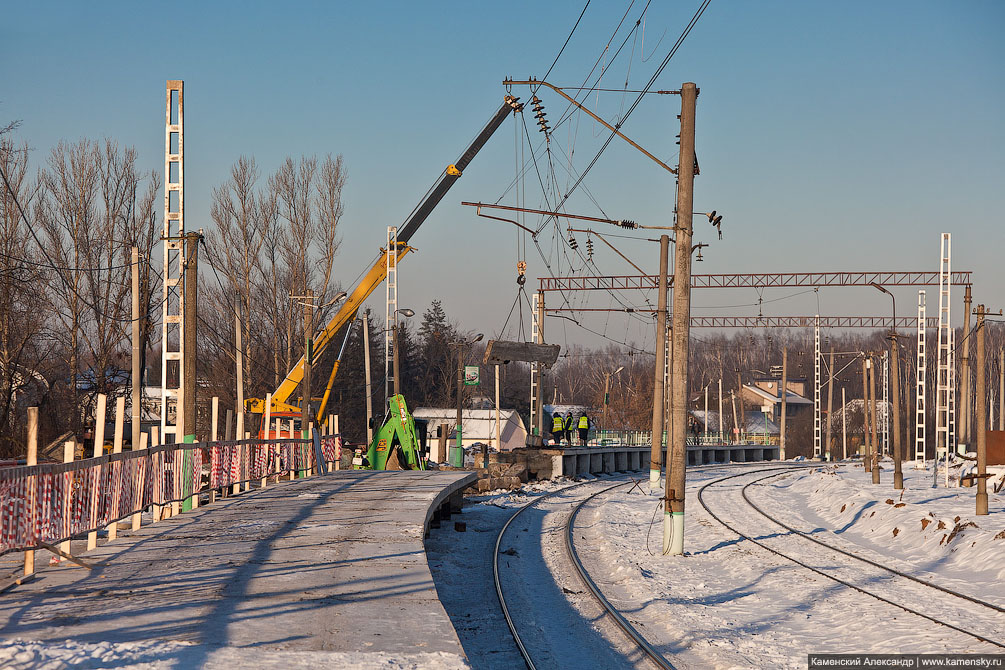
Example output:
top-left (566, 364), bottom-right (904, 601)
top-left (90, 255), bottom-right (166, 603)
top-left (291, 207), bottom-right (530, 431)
top-left (649, 234), bottom-right (670, 493)
top-left (780, 348), bottom-right (788, 460)
top-left (131, 248), bottom-right (141, 454)
top-left (826, 348), bottom-right (835, 461)
top-left (870, 354), bottom-right (880, 484)
top-left (24, 407), bottom-right (38, 578)
top-left (363, 311), bottom-right (373, 444)
top-left (87, 394), bottom-right (106, 550)
top-left (182, 232), bottom-right (199, 511)
top-left (975, 305), bottom-right (988, 515)
top-left (961, 285), bottom-right (972, 446)
top-left (863, 357), bottom-right (871, 465)
top-left (891, 328), bottom-right (904, 489)
top-left (664, 81), bottom-right (697, 556)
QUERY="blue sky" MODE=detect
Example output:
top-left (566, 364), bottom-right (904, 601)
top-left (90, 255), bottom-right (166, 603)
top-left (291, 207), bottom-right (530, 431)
top-left (3, 1), bottom-right (1003, 353)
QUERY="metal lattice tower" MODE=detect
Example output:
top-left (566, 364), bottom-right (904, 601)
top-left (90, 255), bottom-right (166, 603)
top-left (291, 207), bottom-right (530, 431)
top-left (936, 233), bottom-right (952, 482)
top-left (882, 349), bottom-right (889, 455)
top-left (530, 292), bottom-right (540, 433)
top-left (385, 226), bottom-right (398, 402)
top-left (814, 314), bottom-right (821, 459)
top-left (915, 290), bottom-right (927, 462)
top-left (160, 80), bottom-right (184, 443)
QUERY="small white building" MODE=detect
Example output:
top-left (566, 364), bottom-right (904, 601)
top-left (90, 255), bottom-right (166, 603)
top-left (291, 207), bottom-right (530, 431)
top-left (412, 408), bottom-right (528, 455)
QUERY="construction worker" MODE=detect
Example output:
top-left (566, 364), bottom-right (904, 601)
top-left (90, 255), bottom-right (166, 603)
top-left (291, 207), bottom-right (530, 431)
top-left (551, 412), bottom-right (565, 446)
top-left (564, 412), bottom-right (575, 446)
top-left (577, 413), bottom-right (591, 447)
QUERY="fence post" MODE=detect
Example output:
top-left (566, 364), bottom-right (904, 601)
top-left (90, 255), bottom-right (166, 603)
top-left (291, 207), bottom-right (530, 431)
top-left (24, 407), bottom-right (38, 578)
top-left (333, 414), bottom-right (340, 470)
top-left (87, 394), bottom-right (107, 550)
top-left (107, 398), bottom-right (125, 540)
top-left (288, 421), bottom-right (296, 481)
top-left (57, 440), bottom-right (74, 564)
top-left (131, 431), bottom-right (149, 530)
top-left (211, 397), bottom-right (219, 503)
top-left (151, 426), bottom-right (162, 522)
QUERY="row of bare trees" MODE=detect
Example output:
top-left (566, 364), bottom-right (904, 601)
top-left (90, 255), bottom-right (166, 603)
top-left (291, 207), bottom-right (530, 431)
top-left (1, 128), bottom-right (160, 455)
top-left (3, 123), bottom-right (1002, 456)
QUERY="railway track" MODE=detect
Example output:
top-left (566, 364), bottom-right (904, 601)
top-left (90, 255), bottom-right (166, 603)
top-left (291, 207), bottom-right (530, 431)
top-left (494, 476), bottom-right (676, 670)
top-left (697, 466), bottom-right (1005, 650)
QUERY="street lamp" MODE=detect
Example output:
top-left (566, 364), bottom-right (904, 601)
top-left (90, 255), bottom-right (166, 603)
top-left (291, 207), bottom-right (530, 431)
top-left (871, 283), bottom-right (902, 489)
top-left (391, 308), bottom-right (415, 398)
top-left (601, 366), bottom-right (624, 438)
top-left (454, 333), bottom-right (483, 467)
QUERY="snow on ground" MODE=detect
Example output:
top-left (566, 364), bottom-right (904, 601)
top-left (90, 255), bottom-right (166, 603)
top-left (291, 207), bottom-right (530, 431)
top-left (577, 461), bottom-right (1005, 669)
top-left (751, 459), bottom-right (1005, 595)
top-left (0, 638), bottom-right (468, 670)
top-left (429, 462), bottom-right (1003, 670)
top-left (426, 478), bottom-right (579, 670)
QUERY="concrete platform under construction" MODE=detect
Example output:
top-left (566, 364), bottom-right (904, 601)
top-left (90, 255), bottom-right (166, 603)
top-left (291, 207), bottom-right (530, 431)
top-left (0, 470), bottom-right (477, 668)
top-left (545, 444), bottom-right (779, 476)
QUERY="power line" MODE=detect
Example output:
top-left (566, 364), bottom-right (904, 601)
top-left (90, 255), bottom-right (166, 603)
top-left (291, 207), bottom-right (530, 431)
top-left (536, 0), bottom-right (592, 93)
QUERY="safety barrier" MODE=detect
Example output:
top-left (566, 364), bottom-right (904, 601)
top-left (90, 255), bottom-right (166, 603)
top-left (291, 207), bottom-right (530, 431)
top-left (0, 436), bottom-right (342, 557)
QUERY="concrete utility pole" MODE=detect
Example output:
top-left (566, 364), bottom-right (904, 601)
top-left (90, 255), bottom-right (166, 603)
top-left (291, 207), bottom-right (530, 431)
top-left (842, 387), bottom-right (848, 460)
top-left (363, 311), bottom-right (374, 444)
top-left (975, 305), bottom-right (988, 515)
top-left (650, 234), bottom-right (670, 493)
top-left (235, 311), bottom-right (245, 441)
top-left (736, 371), bottom-right (745, 442)
top-left (536, 292), bottom-right (545, 440)
top-left (826, 348), bottom-right (835, 461)
top-left (495, 364), bottom-right (501, 461)
top-left (302, 289), bottom-right (314, 440)
top-left (183, 233), bottom-right (199, 443)
top-left (960, 284), bottom-right (972, 446)
top-left (664, 81), bottom-right (697, 556)
top-left (780, 348), bottom-right (788, 460)
top-left (718, 378), bottom-right (723, 439)
top-left (181, 233), bottom-right (199, 511)
top-left (1000, 347), bottom-right (1004, 431)
top-left (862, 357), bottom-right (871, 466)
top-left (891, 326), bottom-right (904, 489)
top-left (131, 248), bottom-right (141, 451)
top-left (730, 392), bottom-right (739, 444)
top-left (870, 353), bottom-right (880, 484)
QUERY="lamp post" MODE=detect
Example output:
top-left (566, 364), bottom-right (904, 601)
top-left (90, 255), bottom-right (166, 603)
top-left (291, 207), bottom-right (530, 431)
top-left (871, 283), bottom-right (902, 489)
top-left (454, 333), bottom-right (484, 467)
top-left (391, 308), bottom-right (415, 398)
top-left (601, 366), bottom-right (624, 440)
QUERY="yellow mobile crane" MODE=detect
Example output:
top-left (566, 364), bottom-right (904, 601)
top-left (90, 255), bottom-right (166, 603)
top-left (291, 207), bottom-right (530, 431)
top-left (246, 95), bottom-right (523, 426)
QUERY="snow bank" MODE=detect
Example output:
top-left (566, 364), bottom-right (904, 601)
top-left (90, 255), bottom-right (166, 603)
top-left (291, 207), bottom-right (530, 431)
top-left (756, 461), bottom-right (1005, 589)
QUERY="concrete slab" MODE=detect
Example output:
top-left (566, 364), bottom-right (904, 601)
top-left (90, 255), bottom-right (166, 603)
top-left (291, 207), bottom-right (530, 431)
top-left (0, 470), bottom-right (476, 666)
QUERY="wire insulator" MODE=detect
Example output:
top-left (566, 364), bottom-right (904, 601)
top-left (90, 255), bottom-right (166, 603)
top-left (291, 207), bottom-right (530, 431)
top-left (619, 220), bottom-right (637, 229)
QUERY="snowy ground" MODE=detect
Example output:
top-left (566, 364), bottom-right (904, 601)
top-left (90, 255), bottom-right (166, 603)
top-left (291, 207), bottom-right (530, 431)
top-left (4, 461), bottom-right (1001, 668)
top-left (428, 460), bottom-right (1005, 670)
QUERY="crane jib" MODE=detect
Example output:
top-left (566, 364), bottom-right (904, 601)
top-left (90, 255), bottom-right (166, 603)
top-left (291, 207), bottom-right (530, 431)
top-left (397, 97), bottom-right (520, 244)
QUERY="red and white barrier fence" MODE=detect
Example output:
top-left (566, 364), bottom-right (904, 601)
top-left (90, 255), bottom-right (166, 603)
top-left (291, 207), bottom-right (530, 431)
top-left (0, 436), bottom-right (342, 557)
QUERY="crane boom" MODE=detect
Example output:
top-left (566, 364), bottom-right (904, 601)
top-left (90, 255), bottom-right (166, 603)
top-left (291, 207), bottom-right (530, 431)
top-left (247, 94), bottom-right (522, 417)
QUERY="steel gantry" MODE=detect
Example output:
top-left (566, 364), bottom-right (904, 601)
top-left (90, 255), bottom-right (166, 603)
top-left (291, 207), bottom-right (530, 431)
top-left (538, 271), bottom-right (972, 293)
top-left (915, 290), bottom-right (927, 462)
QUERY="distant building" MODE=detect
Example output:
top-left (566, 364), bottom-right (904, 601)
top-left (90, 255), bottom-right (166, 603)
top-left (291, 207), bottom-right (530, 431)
top-left (739, 377), bottom-right (812, 424)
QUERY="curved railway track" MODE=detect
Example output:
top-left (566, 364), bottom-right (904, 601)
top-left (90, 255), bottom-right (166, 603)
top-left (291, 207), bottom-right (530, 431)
top-left (493, 477), bottom-right (676, 670)
top-left (697, 466), bottom-right (1005, 649)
